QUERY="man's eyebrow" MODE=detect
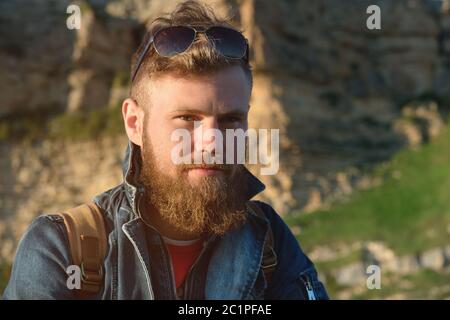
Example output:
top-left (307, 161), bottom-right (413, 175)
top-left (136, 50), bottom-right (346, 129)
top-left (169, 108), bottom-right (247, 116)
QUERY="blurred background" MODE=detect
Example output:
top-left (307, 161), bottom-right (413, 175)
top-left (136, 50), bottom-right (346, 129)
top-left (0, 0), bottom-right (450, 299)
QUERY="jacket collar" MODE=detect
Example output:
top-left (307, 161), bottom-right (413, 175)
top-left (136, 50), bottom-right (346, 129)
top-left (121, 140), bottom-right (266, 216)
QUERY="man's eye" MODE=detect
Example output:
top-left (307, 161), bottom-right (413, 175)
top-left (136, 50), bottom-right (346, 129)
top-left (221, 116), bottom-right (241, 123)
top-left (178, 115), bottom-right (198, 122)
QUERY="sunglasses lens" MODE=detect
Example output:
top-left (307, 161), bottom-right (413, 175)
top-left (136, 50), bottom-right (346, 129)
top-left (206, 27), bottom-right (247, 59)
top-left (154, 26), bottom-right (196, 57)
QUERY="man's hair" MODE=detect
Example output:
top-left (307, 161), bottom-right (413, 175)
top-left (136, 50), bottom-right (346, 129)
top-left (130, 0), bottom-right (252, 103)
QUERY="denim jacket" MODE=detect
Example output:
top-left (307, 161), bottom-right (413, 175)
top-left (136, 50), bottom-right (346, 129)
top-left (3, 141), bottom-right (329, 300)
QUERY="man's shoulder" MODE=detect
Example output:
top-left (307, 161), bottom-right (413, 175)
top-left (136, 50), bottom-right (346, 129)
top-left (23, 214), bottom-right (67, 242)
top-left (249, 202), bottom-right (330, 299)
top-left (249, 200), bottom-right (289, 231)
top-left (248, 199), bottom-right (302, 252)
top-left (22, 182), bottom-right (127, 253)
top-left (16, 213), bottom-right (70, 262)
top-left (2, 213), bottom-right (74, 299)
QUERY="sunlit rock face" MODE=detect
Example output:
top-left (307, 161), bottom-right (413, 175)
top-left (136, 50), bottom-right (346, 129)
top-left (0, 0), bottom-right (449, 263)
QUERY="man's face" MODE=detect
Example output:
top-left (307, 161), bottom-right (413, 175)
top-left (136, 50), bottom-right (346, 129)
top-left (143, 65), bottom-right (251, 184)
top-left (136, 65), bottom-right (252, 237)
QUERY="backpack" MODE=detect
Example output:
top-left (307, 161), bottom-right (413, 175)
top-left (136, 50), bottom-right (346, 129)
top-left (57, 201), bottom-right (277, 297)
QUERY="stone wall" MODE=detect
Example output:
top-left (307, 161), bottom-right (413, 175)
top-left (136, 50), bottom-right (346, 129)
top-left (0, 137), bottom-right (127, 263)
top-left (1, 0), bottom-right (450, 263)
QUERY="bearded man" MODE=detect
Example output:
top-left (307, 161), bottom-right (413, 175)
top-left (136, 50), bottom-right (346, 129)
top-left (4, 0), bottom-right (328, 300)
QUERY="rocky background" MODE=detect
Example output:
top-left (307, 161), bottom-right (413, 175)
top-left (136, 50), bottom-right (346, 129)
top-left (1, 0), bottom-right (450, 298)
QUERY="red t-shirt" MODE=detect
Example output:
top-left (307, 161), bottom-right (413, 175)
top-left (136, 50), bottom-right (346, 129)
top-left (164, 237), bottom-right (204, 289)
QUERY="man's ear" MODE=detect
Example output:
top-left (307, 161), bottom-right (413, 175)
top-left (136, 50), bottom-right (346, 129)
top-left (122, 98), bottom-right (145, 147)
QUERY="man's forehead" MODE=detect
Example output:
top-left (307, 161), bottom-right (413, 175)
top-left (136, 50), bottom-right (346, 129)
top-left (168, 104), bottom-right (249, 116)
top-left (148, 69), bottom-right (250, 114)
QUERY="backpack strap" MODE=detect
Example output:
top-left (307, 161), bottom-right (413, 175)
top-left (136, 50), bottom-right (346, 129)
top-left (58, 202), bottom-right (107, 296)
top-left (247, 201), bottom-right (278, 285)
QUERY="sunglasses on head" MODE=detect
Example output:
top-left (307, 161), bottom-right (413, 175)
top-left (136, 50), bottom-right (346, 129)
top-left (131, 25), bottom-right (249, 82)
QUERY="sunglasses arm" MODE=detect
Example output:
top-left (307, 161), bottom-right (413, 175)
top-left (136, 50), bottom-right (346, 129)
top-left (245, 40), bottom-right (249, 63)
top-left (131, 36), bottom-right (154, 82)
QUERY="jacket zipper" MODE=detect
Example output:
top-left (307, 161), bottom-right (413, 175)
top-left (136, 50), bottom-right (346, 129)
top-left (299, 274), bottom-right (317, 300)
top-left (136, 188), bottom-right (179, 300)
top-left (183, 240), bottom-right (210, 299)
top-left (122, 223), bottom-right (155, 300)
top-left (161, 240), bottom-right (180, 300)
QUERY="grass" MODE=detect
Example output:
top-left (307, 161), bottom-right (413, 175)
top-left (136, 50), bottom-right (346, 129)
top-left (286, 117), bottom-right (450, 299)
top-left (287, 118), bottom-right (450, 256)
top-left (0, 103), bottom-right (124, 142)
top-left (314, 249), bottom-right (363, 271)
top-left (351, 269), bottom-right (450, 299)
top-left (0, 264), bottom-right (11, 298)
top-left (48, 104), bottom-right (124, 140)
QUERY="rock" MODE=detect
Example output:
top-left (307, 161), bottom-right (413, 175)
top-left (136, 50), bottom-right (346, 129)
top-left (309, 242), bottom-right (363, 262)
top-left (362, 241), bottom-right (396, 266)
top-left (391, 254), bottom-right (421, 275)
top-left (395, 101), bottom-right (444, 147)
top-left (308, 246), bottom-right (339, 263)
top-left (303, 188), bottom-right (323, 213)
top-left (67, 5), bottom-right (137, 111)
top-left (394, 119), bottom-right (424, 147)
top-left (443, 245), bottom-right (450, 266)
top-left (0, 0), bottom-right (74, 116)
top-left (333, 262), bottom-right (366, 286)
top-left (0, 136), bottom-right (127, 264)
top-left (420, 248), bottom-right (446, 270)
top-left (424, 0), bottom-right (450, 14)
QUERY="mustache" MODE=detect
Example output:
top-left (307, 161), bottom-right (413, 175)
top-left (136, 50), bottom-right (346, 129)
top-left (179, 163), bottom-right (233, 172)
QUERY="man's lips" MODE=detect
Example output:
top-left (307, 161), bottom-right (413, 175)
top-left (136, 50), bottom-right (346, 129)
top-left (184, 166), bottom-right (226, 176)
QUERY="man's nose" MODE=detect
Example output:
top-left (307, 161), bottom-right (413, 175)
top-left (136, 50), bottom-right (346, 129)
top-left (202, 117), bottom-right (220, 139)
top-left (193, 117), bottom-right (222, 155)
top-left (201, 117), bottom-right (220, 144)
